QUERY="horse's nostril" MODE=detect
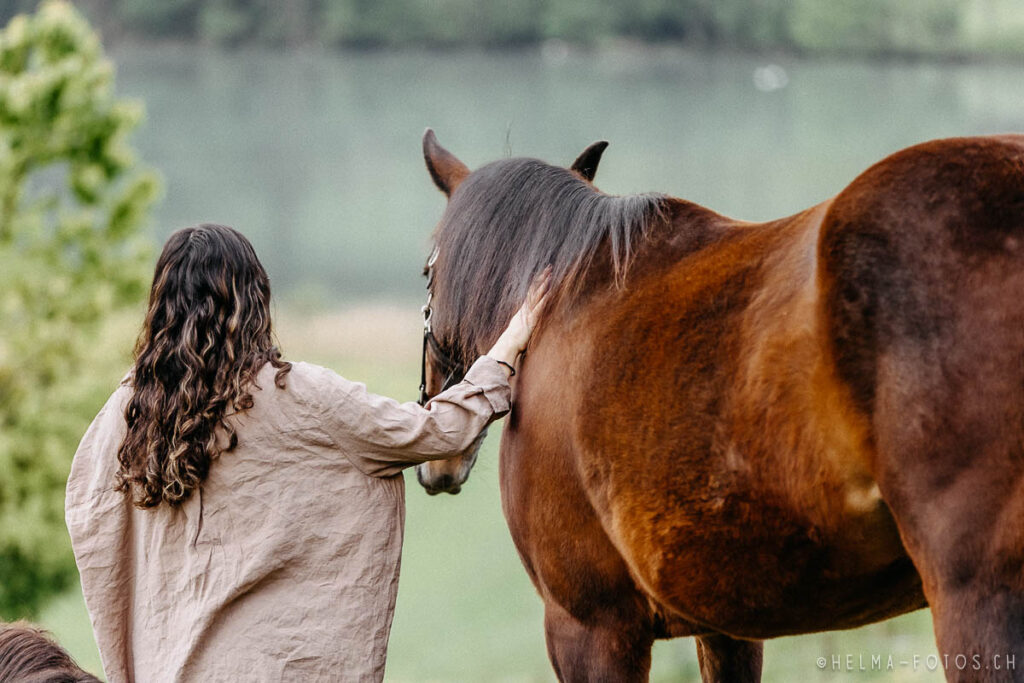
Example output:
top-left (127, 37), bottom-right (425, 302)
top-left (421, 473), bottom-right (460, 495)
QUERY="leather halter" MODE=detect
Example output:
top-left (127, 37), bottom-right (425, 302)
top-left (418, 246), bottom-right (464, 406)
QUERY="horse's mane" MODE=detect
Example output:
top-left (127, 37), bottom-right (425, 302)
top-left (431, 157), bottom-right (666, 363)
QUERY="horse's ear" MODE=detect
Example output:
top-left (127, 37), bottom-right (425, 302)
top-left (423, 129), bottom-right (470, 197)
top-left (570, 140), bottom-right (609, 182)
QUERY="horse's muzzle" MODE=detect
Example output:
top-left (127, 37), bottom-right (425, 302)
top-left (416, 467), bottom-right (462, 495)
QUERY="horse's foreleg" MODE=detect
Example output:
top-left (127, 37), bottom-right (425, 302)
top-left (695, 634), bottom-right (763, 683)
top-left (542, 599), bottom-right (654, 683)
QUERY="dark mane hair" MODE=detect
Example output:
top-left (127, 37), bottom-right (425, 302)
top-left (430, 157), bottom-right (666, 363)
top-left (0, 621), bottom-right (101, 682)
top-left (117, 224), bottom-right (291, 508)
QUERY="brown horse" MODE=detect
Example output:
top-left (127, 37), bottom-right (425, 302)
top-left (415, 129), bottom-right (1024, 682)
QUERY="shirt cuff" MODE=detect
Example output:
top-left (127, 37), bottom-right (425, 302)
top-left (463, 356), bottom-right (512, 415)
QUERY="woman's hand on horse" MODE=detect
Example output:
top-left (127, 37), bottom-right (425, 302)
top-left (487, 268), bottom-right (552, 372)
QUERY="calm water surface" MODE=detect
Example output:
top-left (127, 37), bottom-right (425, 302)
top-left (112, 46), bottom-right (1024, 306)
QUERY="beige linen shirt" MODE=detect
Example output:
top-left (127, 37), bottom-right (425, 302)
top-left (65, 357), bottom-right (510, 683)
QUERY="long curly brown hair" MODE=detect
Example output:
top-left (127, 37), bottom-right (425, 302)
top-left (116, 224), bottom-right (291, 508)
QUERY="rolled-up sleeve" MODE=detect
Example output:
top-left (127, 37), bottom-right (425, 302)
top-left (316, 356), bottom-right (511, 477)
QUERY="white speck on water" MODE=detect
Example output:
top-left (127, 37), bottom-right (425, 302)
top-left (541, 39), bottom-right (570, 65)
top-left (753, 64), bottom-right (789, 92)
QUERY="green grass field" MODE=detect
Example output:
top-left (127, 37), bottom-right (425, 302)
top-left (39, 306), bottom-right (945, 682)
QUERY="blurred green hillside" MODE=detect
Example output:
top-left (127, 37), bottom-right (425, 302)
top-left (2, 0), bottom-right (1024, 58)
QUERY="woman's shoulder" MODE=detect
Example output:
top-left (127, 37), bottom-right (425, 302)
top-left (99, 373), bottom-right (134, 422)
top-left (267, 360), bottom-right (340, 388)
top-left (254, 360), bottom-right (358, 407)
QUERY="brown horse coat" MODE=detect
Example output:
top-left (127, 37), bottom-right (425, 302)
top-left (419, 133), bottom-right (1024, 682)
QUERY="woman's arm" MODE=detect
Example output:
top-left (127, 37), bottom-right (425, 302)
top-left (319, 271), bottom-right (550, 477)
top-left (318, 357), bottom-right (509, 476)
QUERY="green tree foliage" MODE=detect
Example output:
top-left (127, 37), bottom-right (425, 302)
top-left (0, 0), bottom-right (158, 617)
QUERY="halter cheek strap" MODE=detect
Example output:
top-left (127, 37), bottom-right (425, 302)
top-left (418, 246), bottom-right (465, 406)
top-left (418, 330), bottom-right (431, 407)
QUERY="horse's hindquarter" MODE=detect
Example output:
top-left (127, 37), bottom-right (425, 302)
top-left (819, 135), bottom-right (1024, 671)
top-left (521, 199), bottom-right (925, 638)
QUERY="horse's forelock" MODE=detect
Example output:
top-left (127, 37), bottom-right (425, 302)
top-left (429, 157), bottom-right (666, 363)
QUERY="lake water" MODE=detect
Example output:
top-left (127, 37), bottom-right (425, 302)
top-left (112, 45), bottom-right (1024, 307)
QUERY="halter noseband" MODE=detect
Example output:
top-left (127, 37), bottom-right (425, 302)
top-left (418, 246), bottom-right (464, 406)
